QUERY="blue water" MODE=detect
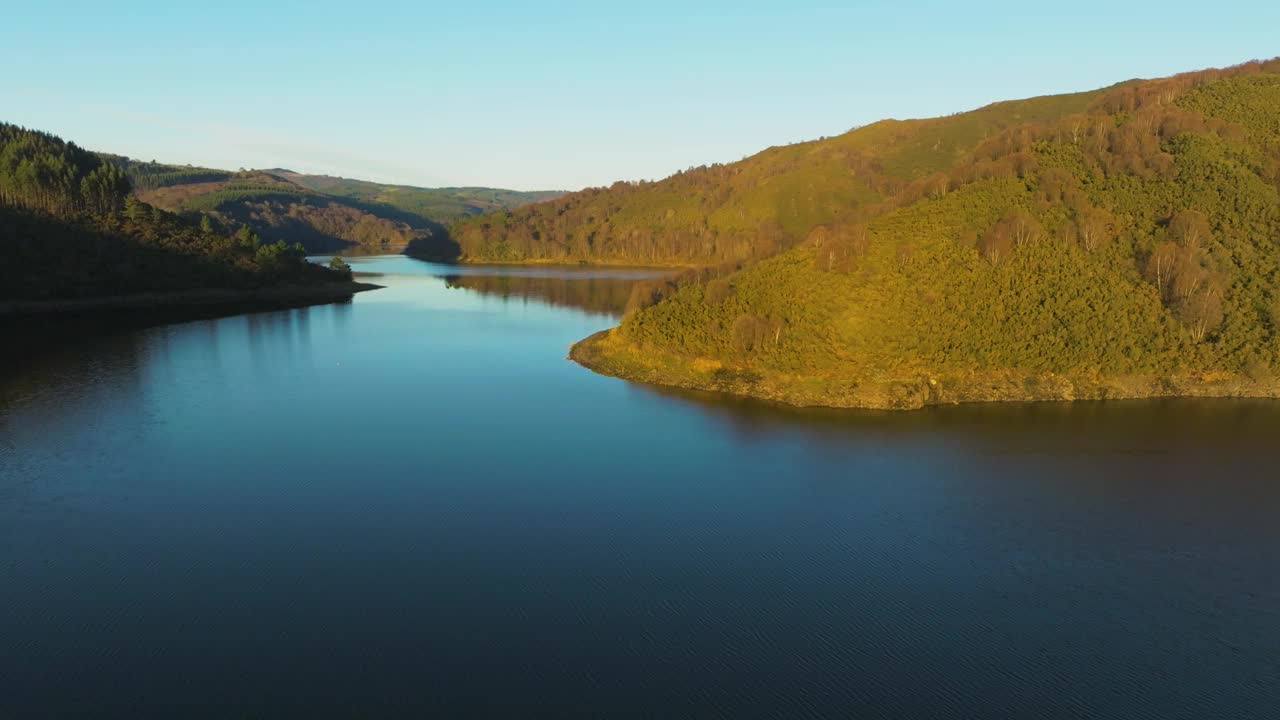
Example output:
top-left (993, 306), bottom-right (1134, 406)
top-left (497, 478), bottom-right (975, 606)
top-left (2, 256), bottom-right (1277, 718)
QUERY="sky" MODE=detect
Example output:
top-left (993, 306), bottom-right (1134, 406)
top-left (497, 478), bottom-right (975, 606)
top-left (2, 1), bottom-right (1277, 191)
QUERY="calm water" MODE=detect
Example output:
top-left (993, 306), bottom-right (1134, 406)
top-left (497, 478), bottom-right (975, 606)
top-left (2, 255), bottom-right (1278, 719)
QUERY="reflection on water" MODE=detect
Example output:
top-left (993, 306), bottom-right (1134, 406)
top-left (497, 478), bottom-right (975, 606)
top-left (311, 255), bottom-right (675, 317)
top-left (1, 255), bottom-right (1278, 719)
top-left (443, 273), bottom-right (643, 316)
top-left (638, 382), bottom-right (1280, 453)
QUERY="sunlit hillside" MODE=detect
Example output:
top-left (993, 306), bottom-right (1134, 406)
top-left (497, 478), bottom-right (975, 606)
top-left (568, 59), bottom-right (1280, 408)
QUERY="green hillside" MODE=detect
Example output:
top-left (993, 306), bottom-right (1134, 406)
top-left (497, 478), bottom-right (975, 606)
top-left (449, 86), bottom-right (1109, 265)
top-left (569, 59), bottom-right (1280, 409)
top-left (1, 124), bottom-right (353, 304)
top-left (101, 159), bottom-right (561, 256)
top-left (276, 171), bottom-right (563, 225)
top-left (111, 163), bottom-right (435, 254)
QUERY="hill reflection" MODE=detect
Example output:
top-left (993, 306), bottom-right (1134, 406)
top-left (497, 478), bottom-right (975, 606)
top-left (443, 272), bottom-right (649, 316)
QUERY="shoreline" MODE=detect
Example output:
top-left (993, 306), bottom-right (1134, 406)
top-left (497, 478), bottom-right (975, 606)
top-left (570, 328), bottom-right (1280, 411)
top-left (0, 281), bottom-right (382, 317)
top-left (406, 253), bottom-right (697, 270)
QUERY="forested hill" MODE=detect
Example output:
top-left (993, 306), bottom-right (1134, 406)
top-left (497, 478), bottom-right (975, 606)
top-left (1, 124), bottom-right (349, 303)
top-left (571, 59), bottom-right (1280, 409)
top-left (271, 171), bottom-right (563, 225)
top-left (450, 84), bottom-right (1107, 264)
top-left (102, 157), bottom-right (560, 256)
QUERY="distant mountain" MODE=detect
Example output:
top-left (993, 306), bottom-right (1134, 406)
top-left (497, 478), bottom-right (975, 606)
top-left (272, 170), bottom-right (564, 225)
top-left (100, 156), bottom-right (562, 256)
top-left (562, 58), bottom-right (1280, 409)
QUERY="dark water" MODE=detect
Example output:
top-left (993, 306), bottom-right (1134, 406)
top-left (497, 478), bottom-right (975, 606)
top-left (2, 256), bottom-right (1278, 719)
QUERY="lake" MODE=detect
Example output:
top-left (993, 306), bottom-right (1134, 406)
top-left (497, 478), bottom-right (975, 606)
top-left (2, 255), bottom-right (1277, 719)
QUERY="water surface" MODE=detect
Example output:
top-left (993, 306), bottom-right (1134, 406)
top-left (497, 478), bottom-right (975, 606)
top-left (2, 256), bottom-right (1277, 718)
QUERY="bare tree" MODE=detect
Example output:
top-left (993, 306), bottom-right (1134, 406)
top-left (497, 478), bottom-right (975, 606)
top-left (980, 209), bottom-right (1042, 264)
top-left (1007, 209), bottom-right (1044, 247)
top-left (1176, 284), bottom-right (1225, 342)
top-left (1076, 206), bottom-right (1115, 252)
top-left (1145, 241), bottom-right (1181, 298)
top-left (979, 223), bottom-right (1012, 265)
top-left (1169, 209), bottom-right (1212, 249)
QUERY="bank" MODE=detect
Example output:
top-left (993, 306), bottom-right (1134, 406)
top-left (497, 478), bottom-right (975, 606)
top-left (570, 328), bottom-right (1280, 411)
top-left (0, 281), bottom-right (381, 318)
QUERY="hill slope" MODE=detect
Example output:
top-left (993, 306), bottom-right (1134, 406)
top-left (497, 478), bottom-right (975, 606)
top-left (106, 157), bottom-right (560, 256)
top-left (570, 59), bottom-right (1280, 409)
top-left (450, 87), bottom-right (1106, 264)
top-left (275, 171), bottom-right (563, 225)
top-left (1, 124), bottom-right (358, 307)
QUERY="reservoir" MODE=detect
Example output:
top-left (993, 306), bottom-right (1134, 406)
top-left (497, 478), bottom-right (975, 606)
top-left (2, 255), bottom-right (1277, 718)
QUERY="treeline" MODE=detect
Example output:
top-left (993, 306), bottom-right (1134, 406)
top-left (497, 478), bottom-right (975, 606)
top-left (179, 182), bottom-right (310, 212)
top-left (1, 125), bottom-right (130, 216)
top-left (1, 204), bottom-right (337, 300)
top-left (0, 122), bottom-right (345, 301)
top-left (91, 155), bottom-right (558, 258)
top-left (287, 172), bottom-right (564, 226)
top-left (132, 170), bottom-right (444, 254)
top-left (450, 166), bottom-right (803, 265)
top-left (216, 198), bottom-right (423, 253)
top-left (99, 154), bottom-right (234, 192)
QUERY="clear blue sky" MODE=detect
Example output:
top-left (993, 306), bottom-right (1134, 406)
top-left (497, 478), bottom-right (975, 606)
top-left (2, 1), bottom-right (1276, 190)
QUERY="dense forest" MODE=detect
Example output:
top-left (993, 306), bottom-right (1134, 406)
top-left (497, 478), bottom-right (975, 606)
top-left (0, 124), bottom-right (347, 302)
top-left (450, 83), bottom-right (1103, 265)
top-left (98, 154), bottom-right (234, 192)
top-left (566, 59), bottom-right (1280, 408)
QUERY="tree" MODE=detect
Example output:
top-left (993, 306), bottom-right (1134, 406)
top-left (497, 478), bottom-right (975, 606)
top-left (1175, 285), bottom-right (1224, 342)
top-left (814, 223), bottom-right (868, 273)
top-left (977, 220), bottom-right (1010, 265)
top-left (1036, 167), bottom-right (1077, 204)
top-left (754, 221), bottom-right (786, 259)
top-left (732, 314), bottom-right (782, 353)
top-left (328, 255), bottom-right (352, 275)
top-left (78, 163), bottom-right (128, 214)
top-left (1145, 241), bottom-right (1181, 298)
top-left (624, 280), bottom-right (668, 316)
top-left (704, 278), bottom-right (733, 304)
top-left (1171, 255), bottom-right (1210, 301)
top-left (236, 224), bottom-right (259, 248)
top-left (1169, 209), bottom-right (1212, 249)
top-left (124, 195), bottom-right (149, 222)
top-left (980, 209), bottom-right (1044, 265)
top-left (1005, 209), bottom-right (1043, 247)
top-left (1076, 206), bottom-right (1114, 252)
top-left (924, 172), bottom-right (950, 200)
